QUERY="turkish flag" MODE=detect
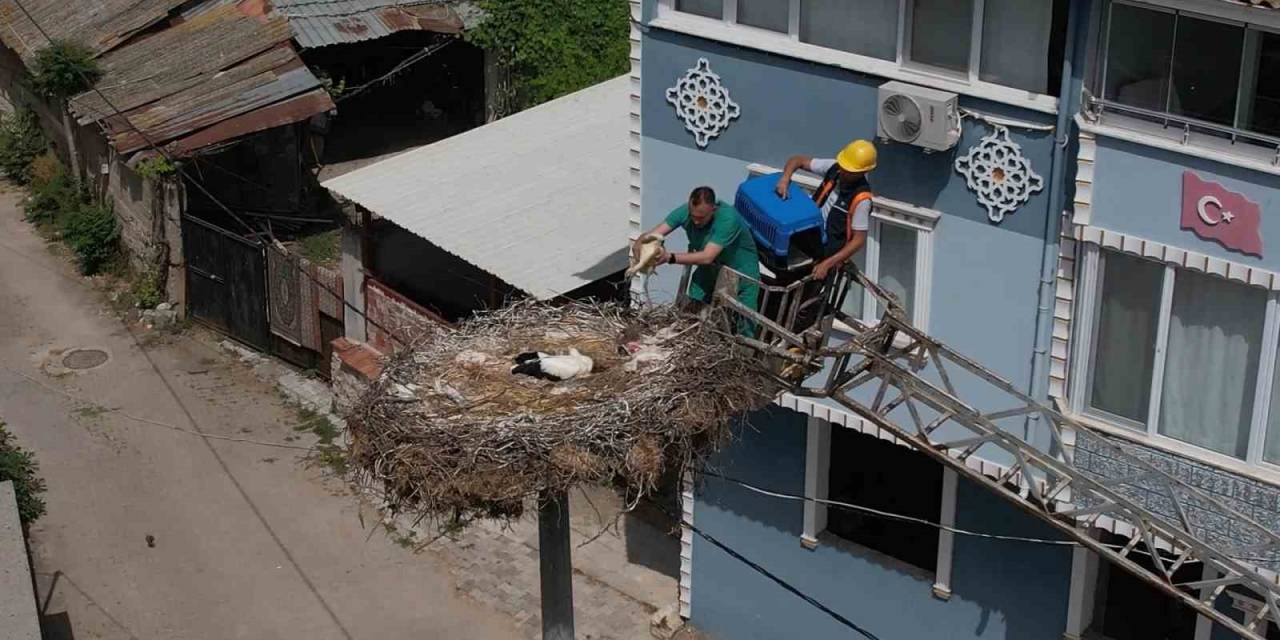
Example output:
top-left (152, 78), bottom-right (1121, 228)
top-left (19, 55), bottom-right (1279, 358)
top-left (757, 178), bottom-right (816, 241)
top-left (1181, 172), bottom-right (1264, 258)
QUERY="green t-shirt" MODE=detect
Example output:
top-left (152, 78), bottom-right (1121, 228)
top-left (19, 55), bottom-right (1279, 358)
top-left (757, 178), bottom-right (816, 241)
top-left (664, 201), bottom-right (761, 280)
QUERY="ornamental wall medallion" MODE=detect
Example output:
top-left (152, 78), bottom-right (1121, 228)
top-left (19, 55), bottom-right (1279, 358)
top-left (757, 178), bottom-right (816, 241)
top-left (666, 58), bottom-right (740, 149)
top-left (954, 125), bottom-right (1044, 223)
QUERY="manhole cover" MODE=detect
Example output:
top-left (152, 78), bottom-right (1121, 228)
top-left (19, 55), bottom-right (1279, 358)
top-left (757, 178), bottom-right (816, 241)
top-left (62, 349), bottom-right (109, 371)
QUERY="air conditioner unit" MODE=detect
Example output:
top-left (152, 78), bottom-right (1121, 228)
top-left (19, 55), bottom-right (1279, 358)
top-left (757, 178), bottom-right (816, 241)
top-left (877, 81), bottom-right (961, 152)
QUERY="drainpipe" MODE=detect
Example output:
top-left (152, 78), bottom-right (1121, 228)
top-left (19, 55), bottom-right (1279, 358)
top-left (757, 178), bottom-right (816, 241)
top-left (1029, 0), bottom-right (1091, 408)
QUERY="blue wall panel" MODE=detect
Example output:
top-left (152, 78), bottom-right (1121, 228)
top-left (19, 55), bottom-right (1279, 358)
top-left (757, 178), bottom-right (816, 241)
top-left (1090, 137), bottom-right (1280, 270)
top-left (692, 408), bottom-right (1073, 640)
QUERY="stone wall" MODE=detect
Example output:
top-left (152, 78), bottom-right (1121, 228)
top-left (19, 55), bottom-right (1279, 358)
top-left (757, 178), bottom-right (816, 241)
top-left (364, 278), bottom-right (449, 354)
top-left (1075, 432), bottom-right (1280, 571)
top-left (0, 482), bottom-right (40, 640)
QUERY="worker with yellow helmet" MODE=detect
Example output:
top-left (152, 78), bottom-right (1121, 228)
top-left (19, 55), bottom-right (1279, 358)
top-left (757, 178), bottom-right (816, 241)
top-left (775, 139), bottom-right (877, 281)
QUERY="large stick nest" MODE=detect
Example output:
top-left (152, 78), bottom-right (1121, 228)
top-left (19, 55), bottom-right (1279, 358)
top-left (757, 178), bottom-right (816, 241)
top-left (345, 301), bottom-right (780, 526)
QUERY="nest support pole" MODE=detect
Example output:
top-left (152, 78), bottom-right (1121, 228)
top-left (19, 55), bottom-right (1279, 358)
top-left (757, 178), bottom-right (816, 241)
top-left (538, 489), bottom-right (575, 640)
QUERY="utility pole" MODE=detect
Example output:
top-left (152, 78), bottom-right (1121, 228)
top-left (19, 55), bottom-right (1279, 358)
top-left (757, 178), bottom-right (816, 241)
top-left (537, 489), bottom-right (575, 640)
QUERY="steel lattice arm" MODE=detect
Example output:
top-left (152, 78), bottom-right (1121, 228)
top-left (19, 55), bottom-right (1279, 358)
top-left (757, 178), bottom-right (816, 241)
top-left (705, 265), bottom-right (1280, 640)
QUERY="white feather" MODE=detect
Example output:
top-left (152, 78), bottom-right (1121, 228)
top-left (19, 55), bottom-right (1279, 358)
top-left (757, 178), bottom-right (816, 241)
top-left (536, 348), bottom-right (594, 380)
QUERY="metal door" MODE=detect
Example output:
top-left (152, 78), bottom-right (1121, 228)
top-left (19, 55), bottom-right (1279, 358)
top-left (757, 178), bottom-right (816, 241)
top-left (182, 214), bottom-right (270, 351)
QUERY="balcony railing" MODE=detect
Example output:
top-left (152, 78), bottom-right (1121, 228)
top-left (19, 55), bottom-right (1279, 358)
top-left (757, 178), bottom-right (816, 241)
top-left (1083, 92), bottom-right (1280, 166)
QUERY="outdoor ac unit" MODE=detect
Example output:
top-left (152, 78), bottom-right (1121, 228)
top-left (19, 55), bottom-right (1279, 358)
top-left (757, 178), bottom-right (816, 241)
top-left (877, 81), bottom-right (961, 152)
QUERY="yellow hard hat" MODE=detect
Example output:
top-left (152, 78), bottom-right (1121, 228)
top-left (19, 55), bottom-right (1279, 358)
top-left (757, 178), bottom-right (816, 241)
top-left (836, 139), bottom-right (877, 173)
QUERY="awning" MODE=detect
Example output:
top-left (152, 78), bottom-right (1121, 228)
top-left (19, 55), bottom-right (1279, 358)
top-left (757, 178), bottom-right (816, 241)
top-left (323, 76), bottom-right (631, 300)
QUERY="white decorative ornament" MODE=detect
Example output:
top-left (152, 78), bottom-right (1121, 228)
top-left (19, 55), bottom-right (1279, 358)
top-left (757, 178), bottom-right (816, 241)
top-left (954, 124), bottom-right (1044, 223)
top-left (666, 58), bottom-right (740, 149)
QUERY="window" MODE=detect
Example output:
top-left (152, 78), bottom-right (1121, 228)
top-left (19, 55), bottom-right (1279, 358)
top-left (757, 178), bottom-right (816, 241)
top-left (1098, 1), bottom-right (1280, 140)
top-left (1080, 249), bottom-right (1280, 467)
top-left (826, 425), bottom-right (942, 573)
top-left (665, 0), bottom-right (1067, 96)
top-left (841, 217), bottom-right (929, 328)
top-left (909, 0), bottom-right (974, 72)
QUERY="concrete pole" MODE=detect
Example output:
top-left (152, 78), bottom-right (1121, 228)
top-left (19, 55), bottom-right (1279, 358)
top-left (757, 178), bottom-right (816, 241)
top-left (537, 489), bottom-right (575, 640)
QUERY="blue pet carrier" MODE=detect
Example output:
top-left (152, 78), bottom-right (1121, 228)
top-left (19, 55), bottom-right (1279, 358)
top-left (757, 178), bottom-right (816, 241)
top-left (734, 173), bottom-right (826, 262)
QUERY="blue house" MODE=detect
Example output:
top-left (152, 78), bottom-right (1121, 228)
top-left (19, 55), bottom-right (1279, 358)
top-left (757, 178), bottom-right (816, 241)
top-left (629, 1), bottom-right (1280, 639)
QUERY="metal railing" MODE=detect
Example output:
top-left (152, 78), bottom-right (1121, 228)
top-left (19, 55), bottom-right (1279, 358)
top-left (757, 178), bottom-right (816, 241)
top-left (693, 261), bottom-right (1280, 640)
top-left (1084, 93), bottom-right (1280, 165)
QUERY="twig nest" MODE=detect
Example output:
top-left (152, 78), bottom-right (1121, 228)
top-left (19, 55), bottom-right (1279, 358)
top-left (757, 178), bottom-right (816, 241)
top-left (344, 300), bottom-right (779, 529)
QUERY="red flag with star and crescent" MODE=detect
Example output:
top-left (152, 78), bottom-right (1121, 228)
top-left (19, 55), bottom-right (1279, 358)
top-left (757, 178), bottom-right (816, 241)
top-left (1181, 171), bottom-right (1264, 258)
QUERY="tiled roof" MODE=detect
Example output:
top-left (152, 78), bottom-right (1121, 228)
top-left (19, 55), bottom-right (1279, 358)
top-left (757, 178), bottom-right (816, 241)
top-left (65, 2), bottom-right (333, 156)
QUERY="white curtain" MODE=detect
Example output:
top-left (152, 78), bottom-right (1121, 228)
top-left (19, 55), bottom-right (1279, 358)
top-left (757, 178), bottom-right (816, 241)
top-left (911, 0), bottom-right (975, 71)
top-left (676, 0), bottom-right (723, 19)
top-left (1264, 342), bottom-right (1280, 465)
top-left (1159, 270), bottom-right (1265, 459)
top-left (980, 0), bottom-right (1053, 93)
top-left (738, 0), bottom-right (789, 32)
top-left (1089, 252), bottom-right (1162, 424)
top-left (840, 245), bottom-right (868, 321)
top-left (876, 223), bottom-right (917, 321)
top-left (801, 0), bottom-right (898, 61)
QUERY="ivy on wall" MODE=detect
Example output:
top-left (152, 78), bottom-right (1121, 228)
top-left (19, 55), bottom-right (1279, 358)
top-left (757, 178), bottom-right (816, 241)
top-left (468, 0), bottom-right (630, 116)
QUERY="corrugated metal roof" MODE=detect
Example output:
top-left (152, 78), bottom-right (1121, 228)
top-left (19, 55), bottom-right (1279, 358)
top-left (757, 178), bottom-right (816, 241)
top-left (323, 76), bottom-right (631, 300)
top-left (0, 0), bottom-right (187, 60)
top-left (66, 3), bottom-right (334, 156)
top-left (272, 0), bottom-right (464, 48)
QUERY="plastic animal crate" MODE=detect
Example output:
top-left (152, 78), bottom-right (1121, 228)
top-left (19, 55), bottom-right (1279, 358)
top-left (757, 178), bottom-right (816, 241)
top-left (734, 173), bottom-right (826, 261)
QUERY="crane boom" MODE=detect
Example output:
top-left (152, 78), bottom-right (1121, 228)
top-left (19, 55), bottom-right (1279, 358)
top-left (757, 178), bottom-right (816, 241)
top-left (701, 264), bottom-right (1280, 639)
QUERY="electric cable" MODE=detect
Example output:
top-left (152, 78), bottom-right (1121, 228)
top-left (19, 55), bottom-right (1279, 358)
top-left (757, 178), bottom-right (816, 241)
top-left (7, 0), bottom-right (414, 346)
top-left (698, 469), bottom-right (1079, 546)
top-left (641, 496), bottom-right (884, 640)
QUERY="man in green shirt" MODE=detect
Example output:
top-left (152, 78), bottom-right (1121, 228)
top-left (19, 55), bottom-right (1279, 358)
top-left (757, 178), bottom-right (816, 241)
top-left (634, 186), bottom-right (761, 333)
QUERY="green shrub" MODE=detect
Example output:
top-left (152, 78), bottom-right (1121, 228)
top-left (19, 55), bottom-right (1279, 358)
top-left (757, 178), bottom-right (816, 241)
top-left (0, 421), bottom-right (46, 528)
top-left (29, 40), bottom-right (100, 99)
top-left (131, 267), bottom-right (164, 309)
top-left (0, 108), bottom-right (47, 184)
top-left (61, 200), bottom-right (118, 275)
top-left (133, 156), bottom-right (176, 180)
top-left (23, 161), bottom-right (80, 225)
top-left (29, 151), bottom-right (61, 187)
top-left (468, 0), bottom-right (630, 114)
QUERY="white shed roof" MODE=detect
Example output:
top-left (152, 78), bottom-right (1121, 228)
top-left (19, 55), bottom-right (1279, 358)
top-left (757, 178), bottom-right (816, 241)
top-left (323, 75), bottom-right (631, 300)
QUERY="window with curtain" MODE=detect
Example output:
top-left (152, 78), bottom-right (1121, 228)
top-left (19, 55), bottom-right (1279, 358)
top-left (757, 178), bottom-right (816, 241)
top-left (737, 0), bottom-right (789, 32)
top-left (910, 0), bottom-right (975, 72)
top-left (875, 222), bottom-right (917, 320)
top-left (676, 0), bottom-right (723, 19)
top-left (1157, 270), bottom-right (1265, 459)
top-left (1100, 2), bottom-right (1280, 139)
top-left (1088, 252), bottom-right (1162, 425)
top-left (800, 0), bottom-right (898, 61)
top-left (979, 0), bottom-right (1053, 93)
top-left (839, 219), bottom-right (920, 325)
top-left (1084, 250), bottom-right (1280, 466)
top-left (668, 0), bottom-right (1066, 95)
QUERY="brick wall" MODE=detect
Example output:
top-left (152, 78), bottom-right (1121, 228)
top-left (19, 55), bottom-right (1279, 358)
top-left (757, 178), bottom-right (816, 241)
top-left (364, 278), bottom-right (448, 354)
top-left (330, 337), bottom-right (383, 413)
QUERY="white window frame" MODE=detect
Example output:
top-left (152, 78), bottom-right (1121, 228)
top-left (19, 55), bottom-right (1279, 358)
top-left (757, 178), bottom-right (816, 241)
top-left (842, 215), bottom-right (934, 332)
top-left (655, 0), bottom-right (1061, 114)
top-left (1070, 245), bottom-right (1280, 473)
top-left (1090, 0), bottom-right (1280, 161)
top-left (802, 415), bottom-right (954, 589)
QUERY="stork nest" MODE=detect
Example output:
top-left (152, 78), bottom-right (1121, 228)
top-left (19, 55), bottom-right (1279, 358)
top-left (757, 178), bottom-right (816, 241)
top-left (345, 300), bottom-right (780, 528)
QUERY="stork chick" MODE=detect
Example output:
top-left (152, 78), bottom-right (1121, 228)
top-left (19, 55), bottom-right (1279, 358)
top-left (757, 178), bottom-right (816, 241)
top-left (626, 234), bottom-right (665, 278)
top-left (511, 349), bottom-right (594, 382)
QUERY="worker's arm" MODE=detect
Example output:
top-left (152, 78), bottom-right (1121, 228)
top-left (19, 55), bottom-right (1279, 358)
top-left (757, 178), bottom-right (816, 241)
top-left (633, 222), bottom-right (673, 259)
top-left (775, 155), bottom-right (814, 199)
top-left (668, 242), bottom-right (723, 266)
top-left (813, 230), bottom-right (866, 280)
